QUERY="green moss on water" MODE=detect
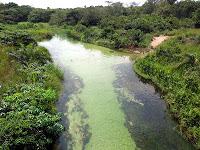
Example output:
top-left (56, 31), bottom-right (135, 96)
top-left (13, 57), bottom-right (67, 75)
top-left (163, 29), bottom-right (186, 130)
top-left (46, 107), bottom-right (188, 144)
top-left (67, 94), bottom-right (89, 150)
top-left (68, 47), bottom-right (136, 150)
top-left (40, 38), bottom-right (136, 149)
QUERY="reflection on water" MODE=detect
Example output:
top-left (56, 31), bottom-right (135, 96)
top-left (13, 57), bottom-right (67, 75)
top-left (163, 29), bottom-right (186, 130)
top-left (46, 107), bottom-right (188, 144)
top-left (39, 36), bottom-right (195, 150)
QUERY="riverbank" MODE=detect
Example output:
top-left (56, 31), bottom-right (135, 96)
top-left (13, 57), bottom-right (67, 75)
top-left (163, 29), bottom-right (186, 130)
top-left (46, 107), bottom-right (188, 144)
top-left (62, 25), bottom-right (152, 50)
top-left (57, 24), bottom-right (200, 148)
top-left (0, 23), bottom-right (64, 149)
top-left (134, 29), bottom-right (200, 149)
top-left (1, 22), bottom-right (199, 149)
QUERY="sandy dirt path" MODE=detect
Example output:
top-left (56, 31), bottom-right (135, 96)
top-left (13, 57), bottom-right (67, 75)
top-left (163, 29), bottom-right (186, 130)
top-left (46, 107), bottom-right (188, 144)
top-left (151, 35), bottom-right (170, 48)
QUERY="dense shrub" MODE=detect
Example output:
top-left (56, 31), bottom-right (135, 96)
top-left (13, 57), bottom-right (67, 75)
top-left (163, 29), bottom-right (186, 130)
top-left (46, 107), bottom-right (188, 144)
top-left (0, 31), bottom-right (36, 46)
top-left (0, 26), bottom-right (63, 149)
top-left (0, 3), bottom-right (32, 23)
top-left (8, 44), bottom-right (52, 65)
top-left (62, 13), bottom-right (195, 49)
top-left (134, 34), bottom-right (200, 148)
top-left (0, 84), bottom-right (63, 149)
top-left (82, 27), bottom-right (102, 43)
top-left (193, 8), bottom-right (200, 28)
top-left (28, 9), bottom-right (52, 23)
top-left (49, 10), bottom-right (68, 26)
top-left (74, 24), bottom-right (87, 32)
top-left (127, 29), bottom-right (145, 47)
top-left (17, 22), bottom-right (35, 29)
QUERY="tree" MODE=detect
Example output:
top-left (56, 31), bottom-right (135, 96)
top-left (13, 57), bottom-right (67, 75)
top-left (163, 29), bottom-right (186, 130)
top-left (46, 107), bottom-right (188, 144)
top-left (4, 2), bottom-right (18, 8)
top-left (81, 7), bottom-right (101, 26)
top-left (49, 9), bottom-right (68, 25)
top-left (174, 0), bottom-right (200, 18)
top-left (28, 9), bottom-right (52, 23)
top-left (0, 3), bottom-right (32, 23)
top-left (167, 0), bottom-right (177, 5)
top-left (105, 2), bottom-right (127, 16)
top-left (65, 9), bottom-right (82, 25)
top-left (193, 8), bottom-right (200, 28)
top-left (16, 5), bottom-right (32, 21)
top-left (142, 0), bottom-right (157, 14)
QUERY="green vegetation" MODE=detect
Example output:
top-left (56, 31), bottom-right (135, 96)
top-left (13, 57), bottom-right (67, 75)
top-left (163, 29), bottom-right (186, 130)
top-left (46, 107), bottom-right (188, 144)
top-left (134, 29), bottom-right (200, 149)
top-left (193, 8), bottom-right (200, 28)
top-left (53, 11), bottom-right (193, 49)
top-left (1, 1), bottom-right (200, 50)
top-left (0, 0), bottom-right (200, 149)
top-left (0, 24), bottom-right (63, 149)
top-left (44, 0), bottom-right (199, 49)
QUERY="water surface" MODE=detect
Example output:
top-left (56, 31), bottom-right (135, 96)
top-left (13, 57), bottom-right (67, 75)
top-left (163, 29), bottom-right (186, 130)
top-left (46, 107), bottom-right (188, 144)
top-left (39, 36), bottom-right (195, 150)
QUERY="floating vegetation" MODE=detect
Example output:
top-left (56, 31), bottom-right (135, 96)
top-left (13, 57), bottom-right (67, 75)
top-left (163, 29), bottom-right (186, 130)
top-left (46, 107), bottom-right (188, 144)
top-left (67, 94), bottom-right (90, 150)
top-left (41, 37), bottom-right (136, 149)
top-left (117, 87), bottom-right (144, 106)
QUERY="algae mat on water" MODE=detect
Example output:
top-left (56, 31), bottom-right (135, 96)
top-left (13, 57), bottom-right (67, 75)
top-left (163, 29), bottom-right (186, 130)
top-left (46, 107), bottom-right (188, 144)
top-left (66, 43), bottom-right (136, 150)
top-left (39, 37), bottom-right (136, 150)
top-left (77, 60), bottom-right (136, 150)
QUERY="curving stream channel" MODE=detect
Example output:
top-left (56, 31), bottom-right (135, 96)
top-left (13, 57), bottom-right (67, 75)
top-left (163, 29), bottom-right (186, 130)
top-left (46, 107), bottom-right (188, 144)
top-left (39, 36), bottom-right (195, 150)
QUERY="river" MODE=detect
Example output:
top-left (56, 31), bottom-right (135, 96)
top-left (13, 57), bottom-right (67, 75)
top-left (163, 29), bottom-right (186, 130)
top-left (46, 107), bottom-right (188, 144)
top-left (39, 36), bottom-right (195, 150)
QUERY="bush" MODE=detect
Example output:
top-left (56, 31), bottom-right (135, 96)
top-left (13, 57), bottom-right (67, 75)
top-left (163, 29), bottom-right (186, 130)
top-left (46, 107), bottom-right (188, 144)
top-left (8, 44), bottom-right (52, 65)
top-left (0, 31), bottom-right (36, 46)
top-left (127, 29), bottom-right (145, 47)
top-left (65, 28), bottom-right (82, 40)
top-left (134, 34), bottom-right (200, 148)
top-left (28, 9), bottom-right (52, 23)
top-left (0, 84), bottom-right (63, 149)
top-left (82, 27), bottom-right (101, 43)
top-left (74, 24), bottom-right (87, 32)
top-left (0, 25), bottom-right (63, 149)
top-left (17, 22), bottom-right (34, 29)
top-left (193, 8), bottom-right (200, 28)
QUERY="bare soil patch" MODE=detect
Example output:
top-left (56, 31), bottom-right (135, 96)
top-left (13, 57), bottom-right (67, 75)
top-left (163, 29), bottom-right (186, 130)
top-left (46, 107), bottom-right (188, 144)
top-left (151, 35), bottom-right (170, 48)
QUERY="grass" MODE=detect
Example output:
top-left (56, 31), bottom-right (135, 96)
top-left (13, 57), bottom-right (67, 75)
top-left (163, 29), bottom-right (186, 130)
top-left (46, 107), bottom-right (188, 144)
top-left (0, 46), bottom-right (16, 83)
top-left (0, 46), bottom-right (21, 98)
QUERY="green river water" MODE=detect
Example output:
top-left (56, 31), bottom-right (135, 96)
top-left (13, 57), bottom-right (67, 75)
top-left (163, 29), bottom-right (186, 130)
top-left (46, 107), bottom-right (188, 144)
top-left (39, 36), bottom-right (195, 150)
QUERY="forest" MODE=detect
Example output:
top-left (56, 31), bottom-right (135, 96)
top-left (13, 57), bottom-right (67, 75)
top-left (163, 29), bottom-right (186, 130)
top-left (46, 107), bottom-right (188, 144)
top-left (0, 0), bottom-right (200, 149)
